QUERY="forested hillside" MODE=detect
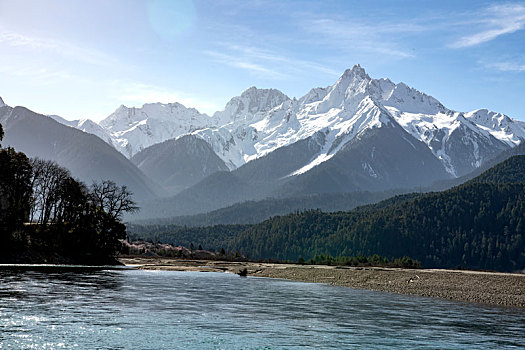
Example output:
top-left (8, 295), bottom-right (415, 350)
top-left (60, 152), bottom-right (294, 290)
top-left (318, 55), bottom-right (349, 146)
top-left (130, 156), bottom-right (525, 272)
top-left (468, 155), bottom-right (525, 185)
top-left (232, 182), bottom-right (524, 270)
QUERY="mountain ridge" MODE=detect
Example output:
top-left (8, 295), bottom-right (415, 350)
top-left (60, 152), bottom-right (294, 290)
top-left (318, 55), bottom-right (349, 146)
top-left (0, 105), bottom-right (160, 202)
top-left (50, 65), bottom-right (523, 181)
top-left (3, 65), bottom-right (525, 220)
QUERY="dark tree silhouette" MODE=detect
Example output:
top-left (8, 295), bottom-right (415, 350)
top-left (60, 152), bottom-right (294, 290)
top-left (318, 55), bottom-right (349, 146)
top-left (0, 122), bottom-right (140, 263)
top-left (0, 147), bottom-right (33, 235)
top-left (90, 180), bottom-right (139, 220)
top-left (30, 158), bottom-right (71, 224)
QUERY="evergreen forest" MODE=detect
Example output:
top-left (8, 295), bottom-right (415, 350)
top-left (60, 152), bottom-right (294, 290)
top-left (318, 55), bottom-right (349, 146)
top-left (130, 156), bottom-right (525, 272)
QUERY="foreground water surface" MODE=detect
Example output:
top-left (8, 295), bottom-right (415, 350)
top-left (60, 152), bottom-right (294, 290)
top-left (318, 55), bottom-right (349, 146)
top-left (0, 268), bottom-right (524, 349)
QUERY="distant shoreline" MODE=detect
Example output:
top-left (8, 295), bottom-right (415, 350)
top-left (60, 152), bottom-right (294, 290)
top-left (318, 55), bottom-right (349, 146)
top-left (119, 256), bottom-right (525, 308)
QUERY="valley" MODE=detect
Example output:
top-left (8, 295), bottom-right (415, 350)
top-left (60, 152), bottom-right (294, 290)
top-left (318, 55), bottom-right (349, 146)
top-left (1, 65), bottom-right (525, 273)
top-left (3, 65), bottom-right (524, 220)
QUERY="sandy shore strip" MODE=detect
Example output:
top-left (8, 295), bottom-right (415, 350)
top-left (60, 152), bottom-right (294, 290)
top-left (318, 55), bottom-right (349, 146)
top-left (119, 257), bottom-right (525, 308)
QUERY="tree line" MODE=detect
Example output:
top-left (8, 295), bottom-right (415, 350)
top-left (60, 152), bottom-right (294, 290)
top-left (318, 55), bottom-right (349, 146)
top-left (230, 182), bottom-right (525, 271)
top-left (0, 123), bottom-right (137, 264)
top-left (129, 156), bottom-right (525, 272)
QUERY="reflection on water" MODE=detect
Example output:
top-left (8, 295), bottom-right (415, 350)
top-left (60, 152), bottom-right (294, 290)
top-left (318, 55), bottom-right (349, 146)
top-left (1, 268), bottom-right (524, 349)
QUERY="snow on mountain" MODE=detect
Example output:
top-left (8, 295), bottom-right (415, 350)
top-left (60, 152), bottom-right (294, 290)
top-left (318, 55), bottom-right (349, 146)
top-left (190, 87), bottom-right (291, 169)
top-left (291, 65), bottom-right (511, 177)
top-left (49, 115), bottom-right (115, 147)
top-left (46, 64), bottom-right (524, 180)
top-left (290, 96), bottom-right (393, 176)
top-left (465, 109), bottom-right (525, 146)
top-left (99, 102), bottom-right (216, 158)
top-left (0, 96), bottom-right (5, 108)
top-left (213, 86), bottom-right (290, 125)
top-left (195, 66), bottom-right (396, 171)
top-left (389, 108), bottom-right (507, 176)
top-left (193, 64), bottom-right (510, 177)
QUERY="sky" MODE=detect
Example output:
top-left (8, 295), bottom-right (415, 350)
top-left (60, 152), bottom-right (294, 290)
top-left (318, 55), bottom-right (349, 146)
top-left (0, 0), bottom-right (525, 122)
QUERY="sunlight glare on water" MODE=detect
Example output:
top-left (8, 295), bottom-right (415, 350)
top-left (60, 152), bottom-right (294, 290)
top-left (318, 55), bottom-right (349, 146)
top-left (0, 268), bottom-right (524, 349)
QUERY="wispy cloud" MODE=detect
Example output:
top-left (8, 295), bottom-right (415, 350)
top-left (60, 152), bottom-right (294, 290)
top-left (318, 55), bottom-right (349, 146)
top-left (203, 50), bottom-right (288, 80)
top-left (450, 3), bottom-right (525, 48)
top-left (223, 44), bottom-right (341, 75)
top-left (484, 60), bottom-right (525, 72)
top-left (0, 28), bottom-right (117, 66)
top-left (296, 3), bottom-right (525, 54)
top-left (203, 43), bottom-right (339, 80)
top-left (297, 16), bottom-right (423, 59)
top-left (0, 62), bottom-right (73, 82)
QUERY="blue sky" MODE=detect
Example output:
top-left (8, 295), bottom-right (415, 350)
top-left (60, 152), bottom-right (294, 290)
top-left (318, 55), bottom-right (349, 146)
top-left (1, 0), bottom-right (524, 121)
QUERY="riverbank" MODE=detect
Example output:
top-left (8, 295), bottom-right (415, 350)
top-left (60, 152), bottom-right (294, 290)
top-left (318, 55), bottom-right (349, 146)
top-left (0, 247), bottom-right (121, 266)
top-left (119, 256), bottom-right (525, 308)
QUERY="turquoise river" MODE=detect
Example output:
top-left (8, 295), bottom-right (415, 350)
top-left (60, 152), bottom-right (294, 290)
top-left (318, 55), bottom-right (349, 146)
top-left (0, 267), bottom-right (524, 349)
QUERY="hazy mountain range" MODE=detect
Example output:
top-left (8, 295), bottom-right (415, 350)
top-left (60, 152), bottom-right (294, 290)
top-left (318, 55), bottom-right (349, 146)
top-left (0, 106), bottom-right (160, 202)
top-left (1, 65), bottom-right (524, 219)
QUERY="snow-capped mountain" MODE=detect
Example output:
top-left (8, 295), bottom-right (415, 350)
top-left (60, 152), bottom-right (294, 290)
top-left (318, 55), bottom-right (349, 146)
top-left (0, 105), bottom-right (160, 202)
top-left (213, 86), bottom-right (290, 125)
top-left (5, 67), bottom-right (525, 218)
top-left (192, 65), bottom-right (514, 177)
top-left (99, 102), bottom-right (216, 158)
top-left (196, 67), bottom-right (398, 170)
top-left (49, 115), bottom-right (115, 147)
top-left (48, 65), bottom-right (525, 184)
top-left (465, 109), bottom-right (525, 146)
top-left (0, 96), bottom-right (5, 108)
top-left (195, 87), bottom-right (292, 169)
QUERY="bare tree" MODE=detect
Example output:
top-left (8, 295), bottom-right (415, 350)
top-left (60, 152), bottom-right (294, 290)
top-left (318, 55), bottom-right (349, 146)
top-left (90, 180), bottom-right (138, 220)
top-left (30, 158), bottom-right (72, 224)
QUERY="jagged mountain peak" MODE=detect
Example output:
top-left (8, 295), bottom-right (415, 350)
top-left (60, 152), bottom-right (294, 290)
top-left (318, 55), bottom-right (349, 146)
top-left (101, 100), bottom-right (208, 128)
top-left (214, 86), bottom-right (290, 124)
top-left (299, 86), bottom-right (330, 105)
top-left (380, 81), bottom-right (446, 115)
top-left (0, 96), bottom-right (5, 107)
top-left (336, 64), bottom-right (372, 89)
top-left (342, 64), bottom-right (369, 80)
top-left (191, 66), bottom-right (522, 178)
top-left (313, 65), bottom-right (372, 113)
top-left (240, 86), bottom-right (285, 98)
top-left (465, 109), bottom-right (525, 146)
top-left (98, 100), bottom-right (214, 158)
top-left (466, 109), bottom-right (511, 125)
top-left (142, 101), bottom-right (203, 115)
top-left (315, 66), bottom-right (446, 116)
top-left (45, 64), bottom-right (524, 185)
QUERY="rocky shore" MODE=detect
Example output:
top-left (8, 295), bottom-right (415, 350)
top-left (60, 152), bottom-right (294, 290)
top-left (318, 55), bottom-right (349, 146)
top-left (119, 257), bottom-right (525, 308)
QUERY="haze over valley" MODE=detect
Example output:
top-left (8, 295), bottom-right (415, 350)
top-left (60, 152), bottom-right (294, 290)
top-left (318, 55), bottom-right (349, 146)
top-left (2, 2), bottom-right (525, 348)
top-left (2, 64), bottom-right (525, 222)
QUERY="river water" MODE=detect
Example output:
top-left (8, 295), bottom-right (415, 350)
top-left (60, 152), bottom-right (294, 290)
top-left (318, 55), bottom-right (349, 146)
top-left (0, 267), bottom-right (524, 349)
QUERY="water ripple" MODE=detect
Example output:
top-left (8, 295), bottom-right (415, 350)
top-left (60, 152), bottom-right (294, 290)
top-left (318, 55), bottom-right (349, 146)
top-left (0, 269), bottom-right (524, 349)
